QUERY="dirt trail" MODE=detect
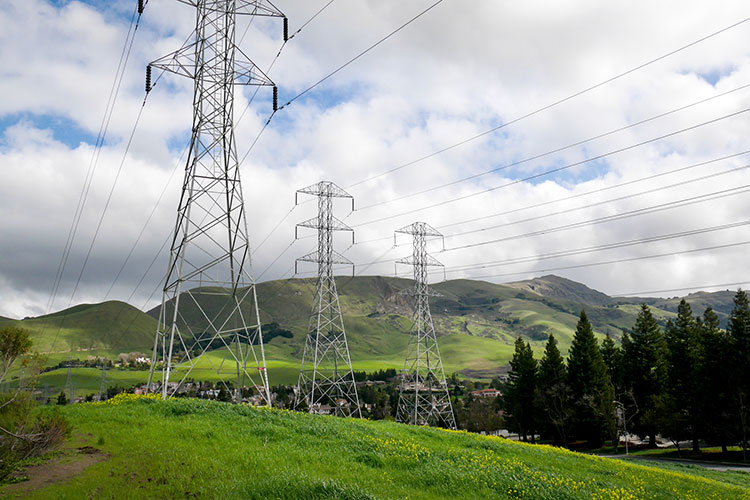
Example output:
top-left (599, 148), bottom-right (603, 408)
top-left (2, 447), bottom-right (107, 496)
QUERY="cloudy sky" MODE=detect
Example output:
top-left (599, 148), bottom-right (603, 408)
top-left (0, 0), bottom-right (748, 318)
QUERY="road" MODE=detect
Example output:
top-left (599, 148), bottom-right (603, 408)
top-left (600, 454), bottom-right (750, 472)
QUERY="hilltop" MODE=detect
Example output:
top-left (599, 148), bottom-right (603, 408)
top-left (7, 396), bottom-right (749, 499)
top-left (0, 301), bottom-right (156, 362)
top-left (9, 275), bottom-right (739, 389)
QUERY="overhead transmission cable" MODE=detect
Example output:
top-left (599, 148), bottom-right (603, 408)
top-left (350, 151), bottom-right (750, 246)
top-left (237, 0), bottom-right (445, 167)
top-left (436, 151), bottom-right (750, 231)
top-left (353, 107), bottom-right (750, 227)
top-left (345, 15), bottom-right (750, 189)
top-left (439, 184), bottom-right (750, 253)
top-left (453, 241), bottom-right (750, 281)
top-left (46, 4), bottom-right (142, 316)
top-left (446, 164), bottom-right (750, 239)
top-left (612, 281), bottom-right (750, 297)
top-left (323, 186), bottom-right (750, 275)
top-left (438, 221), bottom-right (750, 274)
top-left (356, 83), bottom-right (750, 210)
top-left (233, 1), bottom-right (449, 258)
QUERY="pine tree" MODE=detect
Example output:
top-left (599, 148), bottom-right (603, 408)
top-left (694, 306), bottom-right (733, 452)
top-left (566, 310), bottom-right (614, 447)
top-left (727, 289), bottom-right (750, 459)
top-left (537, 334), bottom-right (570, 445)
top-left (506, 337), bottom-right (538, 442)
top-left (622, 304), bottom-right (668, 447)
top-left (600, 334), bottom-right (623, 397)
top-left (663, 299), bottom-right (696, 453)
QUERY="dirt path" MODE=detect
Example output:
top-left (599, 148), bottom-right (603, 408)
top-left (2, 447), bottom-right (107, 496)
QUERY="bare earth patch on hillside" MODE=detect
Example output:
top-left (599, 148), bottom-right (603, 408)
top-left (2, 446), bottom-right (107, 497)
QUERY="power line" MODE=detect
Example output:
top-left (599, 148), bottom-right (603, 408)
top-left (236, 0), bottom-right (446, 181)
top-left (345, 16), bottom-right (750, 189)
top-left (335, 150), bottom-right (750, 248)
top-left (440, 184), bottom-right (750, 253)
top-left (612, 281), bottom-right (750, 297)
top-left (446, 164), bottom-right (749, 240)
top-left (356, 83), bottom-right (750, 210)
top-left (437, 151), bottom-right (750, 230)
top-left (440, 220), bottom-right (750, 274)
top-left (103, 141), bottom-right (188, 300)
top-left (435, 241), bottom-right (750, 281)
top-left (46, 5), bottom-right (142, 316)
top-left (353, 107), bottom-right (750, 227)
top-left (278, 0), bottom-right (446, 109)
top-left (49, 96), bottom-right (151, 351)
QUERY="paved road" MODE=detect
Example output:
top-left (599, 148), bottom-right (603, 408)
top-left (599, 454), bottom-right (750, 472)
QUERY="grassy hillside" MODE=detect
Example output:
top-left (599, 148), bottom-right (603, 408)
top-left (10, 275), bottom-right (738, 394)
top-left (0, 301), bottom-right (157, 359)
top-left (8, 395), bottom-right (750, 499)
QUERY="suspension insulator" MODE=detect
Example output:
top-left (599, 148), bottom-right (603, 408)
top-left (273, 86), bottom-right (278, 111)
top-left (138, 0), bottom-right (144, 15)
top-left (283, 17), bottom-right (289, 42)
top-left (145, 65), bottom-right (152, 93)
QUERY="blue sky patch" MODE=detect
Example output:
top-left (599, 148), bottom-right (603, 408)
top-left (0, 113), bottom-right (99, 149)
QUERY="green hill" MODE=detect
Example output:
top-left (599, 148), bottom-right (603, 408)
top-left (1, 301), bottom-right (157, 364)
top-left (8, 396), bottom-right (750, 499)
top-left (15, 275), bottom-right (738, 391)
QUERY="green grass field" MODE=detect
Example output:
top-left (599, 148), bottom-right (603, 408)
top-left (7, 396), bottom-right (750, 499)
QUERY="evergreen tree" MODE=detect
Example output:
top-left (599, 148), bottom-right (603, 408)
top-left (537, 334), bottom-right (570, 445)
top-left (694, 306), bottom-right (733, 452)
top-left (727, 289), bottom-right (750, 458)
top-left (663, 299), bottom-right (696, 453)
top-left (566, 310), bottom-right (614, 447)
top-left (600, 334), bottom-right (623, 397)
top-left (600, 333), bottom-right (624, 448)
top-left (56, 391), bottom-right (68, 405)
top-left (622, 304), bottom-right (668, 447)
top-left (506, 337), bottom-right (538, 442)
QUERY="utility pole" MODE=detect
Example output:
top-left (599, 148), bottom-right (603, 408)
top-left (614, 400), bottom-right (628, 455)
top-left (294, 181), bottom-right (361, 418)
top-left (146, 0), bottom-right (285, 404)
top-left (66, 361), bottom-right (74, 404)
top-left (395, 222), bottom-right (456, 429)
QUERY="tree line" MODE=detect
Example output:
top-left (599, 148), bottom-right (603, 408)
top-left (504, 289), bottom-right (750, 455)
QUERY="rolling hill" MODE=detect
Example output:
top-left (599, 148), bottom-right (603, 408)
top-left (7, 275), bottom-right (740, 389)
top-left (0, 301), bottom-right (157, 364)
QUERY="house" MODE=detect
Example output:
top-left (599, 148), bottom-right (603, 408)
top-left (471, 389), bottom-right (502, 398)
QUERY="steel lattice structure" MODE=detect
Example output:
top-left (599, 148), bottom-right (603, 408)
top-left (147, 0), bottom-right (284, 404)
top-left (294, 181), bottom-right (362, 417)
top-left (395, 222), bottom-right (456, 429)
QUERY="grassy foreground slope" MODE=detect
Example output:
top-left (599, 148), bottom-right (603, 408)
top-left (15, 396), bottom-right (750, 500)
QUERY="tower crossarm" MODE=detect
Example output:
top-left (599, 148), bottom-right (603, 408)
top-left (149, 0), bottom-right (283, 87)
top-left (296, 250), bottom-right (353, 266)
top-left (175, 0), bottom-right (284, 17)
top-left (396, 254), bottom-right (444, 267)
top-left (296, 216), bottom-right (353, 233)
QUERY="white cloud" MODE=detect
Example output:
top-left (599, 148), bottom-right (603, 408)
top-left (0, 0), bottom-right (748, 318)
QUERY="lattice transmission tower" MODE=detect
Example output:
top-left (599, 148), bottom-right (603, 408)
top-left (146, 0), bottom-right (285, 403)
top-left (395, 222), bottom-right (456, 429)
top-left (294, 182), bottom-right (361, 417)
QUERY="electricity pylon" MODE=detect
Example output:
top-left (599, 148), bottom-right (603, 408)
top-left (294, 181), bottom-right (361, 418)
top-left (146, 0), bottom-right (285, 404)
top-left (395, 222), bottom-right (456, 429)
